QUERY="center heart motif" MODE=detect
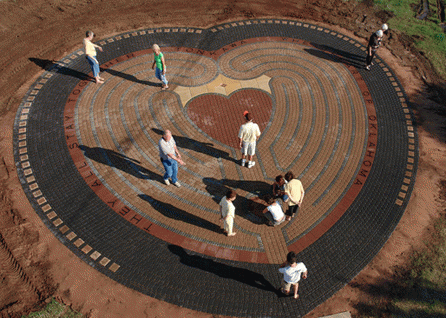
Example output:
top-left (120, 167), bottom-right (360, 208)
top-left (186, 89), bottom-right (273, 149)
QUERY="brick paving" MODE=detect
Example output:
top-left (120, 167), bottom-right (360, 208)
top-left (13, 20), bottom-right (418, 317)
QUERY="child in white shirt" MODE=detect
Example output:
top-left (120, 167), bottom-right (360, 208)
top-left (278, 251), bottom-right (308, 299)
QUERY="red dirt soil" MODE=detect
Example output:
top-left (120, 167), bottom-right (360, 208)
top-left (1, 0), bottom-right (446, 317)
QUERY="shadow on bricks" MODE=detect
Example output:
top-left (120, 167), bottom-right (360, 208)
top-left (168, 244), bottom-right (281, 294)
top-left (203, 177), bottom-right (272, 224)
top-left (151, 128), bottom-right (239, 164)
top-left (103, 68), bottom-right (160, 87)
top-left (29, 57), bottom-right (92, 81)
top-left (138, 194), bottom-right (223, 234)
top-left (305, 43), bottom-right (364, 68)
top-left (79, 145), bottom-right (163, 181)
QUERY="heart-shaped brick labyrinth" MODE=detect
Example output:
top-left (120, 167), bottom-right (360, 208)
top-left (187, 89), bottom-right (273, 149)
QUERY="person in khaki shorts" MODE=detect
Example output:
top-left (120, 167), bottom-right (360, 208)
top-left (278, 251), bottom-right (308, 299)
top-left (238, 111), bottom-right (261, 168)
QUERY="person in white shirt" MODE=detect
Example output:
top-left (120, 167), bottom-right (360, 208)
top-left (219, 189), bottom-right (237, 236)
top-left (158, 130), bottom-right (185, 187)
top-left (262, 195), bottom-right (285, 226)
top-left (238, 111), bottom-right (261, 168)
top-left (278, 251), bottom-right (308, 299)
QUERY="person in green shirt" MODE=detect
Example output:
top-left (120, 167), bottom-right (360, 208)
top-left (151, 44), bottom-right (169, 90)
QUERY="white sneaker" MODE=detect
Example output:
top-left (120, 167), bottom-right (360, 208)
top-left (164, 179), bottom-right (170, 185)
top-left (173, 181), bottom-right (181, 187)
top-left (241, 159), bottom-right (246, 167)
top-left (247, 161), bottom-right (255, 168)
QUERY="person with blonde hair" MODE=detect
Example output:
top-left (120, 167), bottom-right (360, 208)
top-left (151, 44), bottom-right (169, 90)
top-left (83, 31), bottom-right (104, 84)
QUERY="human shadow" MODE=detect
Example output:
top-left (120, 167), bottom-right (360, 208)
top-left (29, 57), bottom-right (160, 86)
top-left (102, 68), bottom-right (159, 87)
top-left (203, 177), bottom-right (272, 224)
top-left (304, 43), bottom-right (365, 68)
top-left (138, 194), bottom-right (222, 234)
top-left (79, 145), bottom-right (162, 181)
top-left (151, 128), bottom-right (238, 164)
top-left (168, 244), bottom-right (280, 294)
top-left (29, 57), bottom-right (91, 81)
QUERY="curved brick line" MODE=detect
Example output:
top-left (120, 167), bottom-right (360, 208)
top-left (285, 80), bottom-right (304, 150)
top-left (267, 76), bottom-right (314, 172)
top-left (284, 70), bottom-right (378, 247)
top-left (305, 63), bottom-right (358, 204)
top-left (220, 40), bottom-right (361, 183)
top-left (100, 49), bottom-right (220, 87)
top-left (73, 41), bottom-right (372, 248)
top-left (67, 73), bottom-right (266, 258)
top-left (62, 39), bottom-right (376, 262)
top-left (311, 68), bottom-right (368, 205)
top-left (180, 88), bottom-right (277, 182)
top-left (147, 93), bottom-right (233, 184)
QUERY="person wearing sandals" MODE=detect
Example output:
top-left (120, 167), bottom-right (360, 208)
top-left (83, 31), bottom-right (104, 84)
top-left (262, 195), bottom-right (286, 226)
top-left (152, 44), bottom-right (169, 90)
top-left (284, 171), bottom-right (305, 221)
top-left (278, 251), bottom-right (308, 299)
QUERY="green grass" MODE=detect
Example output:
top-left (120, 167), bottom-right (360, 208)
top-left (373, 0), bottom-right (446, 79)
top-left (22, 299), bottom-right (83, 318)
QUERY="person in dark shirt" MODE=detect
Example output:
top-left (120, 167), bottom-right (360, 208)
top-left (365, 29), bottom-right (384, 71)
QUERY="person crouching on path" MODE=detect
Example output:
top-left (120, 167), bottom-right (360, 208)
top-left (278, 251), bottom-right (308, 299)
top-left (365, 29), bottom-right (384, 71)
top-left (238, 111), bottom-right (261, 168)
top-left (284, 171), bottom-right (305, 221)
top-left (151, 44), bottom-right (169, 90)
top-left (220, 190), bottom-right (237, 236)
top-left (158, 130), bottom-right (185, 187)
top-left (262, 194), bottom-right (286, 226)
top-left (83, 31), bottom-right (104, 84)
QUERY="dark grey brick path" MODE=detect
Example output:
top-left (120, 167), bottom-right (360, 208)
top-left (14, 20), bottom-right (417, 317)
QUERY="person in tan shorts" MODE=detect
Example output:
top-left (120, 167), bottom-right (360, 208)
top-left (278, 251), bottom-right (308, 299)
top-left (238, 111), bottom-right (261, 168)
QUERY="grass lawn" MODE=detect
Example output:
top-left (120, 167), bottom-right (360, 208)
top-left (22, 299), bottom-right (83, 318)
top-left (374, 0), bottom-right (446, 79)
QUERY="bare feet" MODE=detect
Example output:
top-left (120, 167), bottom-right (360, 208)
top-left (227, 232), bottom-right (236, 236)
top-left (294, 294), bottom-right (299, 299)
top-left (280, 288), bottom-right (290, 295)
top-left (161, 85), bottom-right (169, 90)
top-left (96, 79), bottom-right (104, 84)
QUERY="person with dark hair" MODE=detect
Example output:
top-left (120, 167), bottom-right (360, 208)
top-left (262, 194), bottom-right (285, 226)
top-left (272, 175), bottom-right (288, 201)
top-left (284, 171), bottom-right (305, 221)
top-left (278, 251), bottom-right (308, 299)
top-left (238, 111), bottom-right (261, 168)
top-left (83, 31), bottom-right (104, 84)
top-left (365, 29), bottom-right (384, 71)
top-left (219, 189), bottom-right (237, 236)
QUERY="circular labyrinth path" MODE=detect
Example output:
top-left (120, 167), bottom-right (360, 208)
top-left (14, 20), bottom-right (418, 317)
